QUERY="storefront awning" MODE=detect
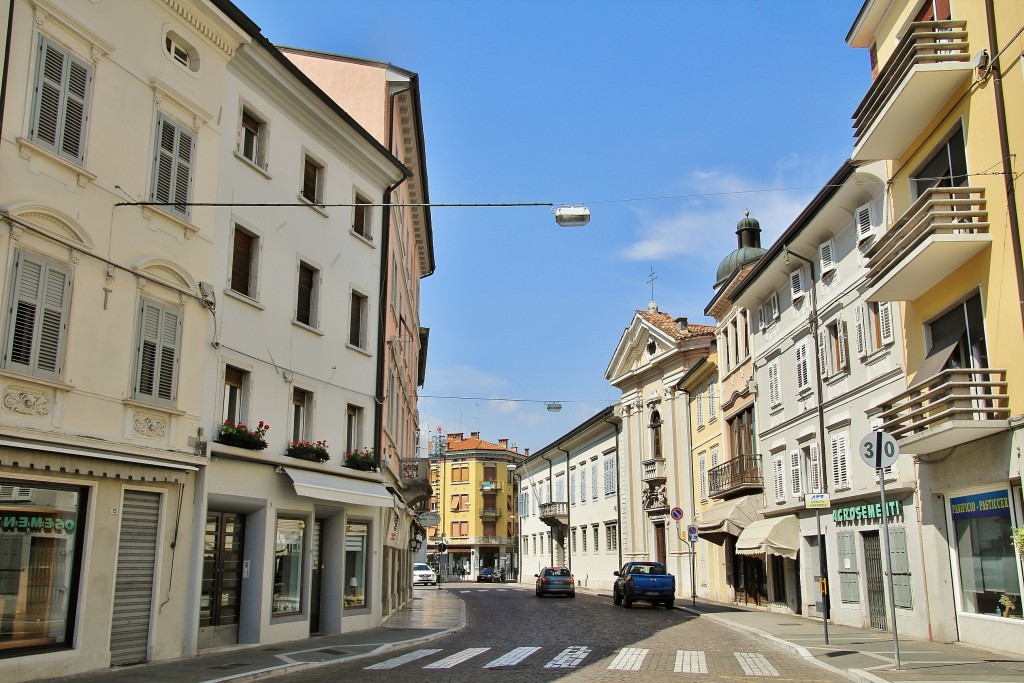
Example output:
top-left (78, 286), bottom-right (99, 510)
top-left (696, 494), bottom-right (760, 545)
top-left (735, 515), bottom-right (800, 559)
top-left (284, 467), bottom-right (392, 507)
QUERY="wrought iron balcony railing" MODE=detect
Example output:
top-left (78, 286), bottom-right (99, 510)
top-left (708, 454), bottom-right (762, 499)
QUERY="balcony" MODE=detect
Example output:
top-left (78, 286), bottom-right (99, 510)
top-left (876, 368), bottom-right (1009, 454)
top-left (479, 480), bottom-right (503, 492)
top-left (708, 455), bottom-right (763, 499)
top-left (398, 457), bottom-right (433, 506)
top-left (641, 458), bottom-right (667, 483)
top-left (478, 507), bottom-right (502, 519)
top-left (865, 187), bottom-right (989, 302)
top-left (538, 501), bottom-right (568, 526)
top-left (852, 20), bottom-right (971, 162)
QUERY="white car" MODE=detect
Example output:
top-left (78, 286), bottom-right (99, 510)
top-left (413, 563), bottom-right (437, 586)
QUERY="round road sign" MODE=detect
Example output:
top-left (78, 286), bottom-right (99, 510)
top-left (670, 507), bottom-right (684, 521)
top-left (859, 430), bottom-right (899, 470)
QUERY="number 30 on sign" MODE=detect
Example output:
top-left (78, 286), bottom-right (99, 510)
top-left (859, 431), bottom-right (899, 470)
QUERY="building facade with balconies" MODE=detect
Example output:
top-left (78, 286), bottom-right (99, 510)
top-left (847, 0), bottom-right (1024, 652)
top-left (516, 407), bottom-right (621, 589)
top-left (605, 303), bottom-right (714, 594)
top-left (427, 432), bottom-right (522, 580)
top-left (733, 161), bottom-right (927, 632)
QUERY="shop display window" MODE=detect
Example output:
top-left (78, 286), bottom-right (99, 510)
top-left (0, 480), bottom-right (86, 652)
top-left (951, 489), bottom-right (1022, 619)
top-left (272, 517), bottom-right (305, 616)
top-left (344, 521), bottom-right (368, 609)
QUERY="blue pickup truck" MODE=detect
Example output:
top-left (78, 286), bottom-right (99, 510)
top-left (613, 561), bottom-right (675, 609)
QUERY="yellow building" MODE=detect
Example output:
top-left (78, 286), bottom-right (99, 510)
top-left (847, 0), bottom-right (1024, 652)
top-left (427, 433), bottom-right (523, 580)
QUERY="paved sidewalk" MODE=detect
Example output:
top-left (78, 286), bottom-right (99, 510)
top-left (38, 588), bottom-right (465, 683)
top-left (678, 596), bottom-right (1024, 683)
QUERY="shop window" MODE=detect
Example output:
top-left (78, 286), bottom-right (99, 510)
top-left (272, 517), bottom-right (304, 616)
top-left (0, 480), bottom-right (86, 652)
top-left (344, 521), bottom-right (368, 609)
top-left (950, 489), bottom-right (1022, 618)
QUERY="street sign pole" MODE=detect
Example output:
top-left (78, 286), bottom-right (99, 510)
top-left (816, 504), bottom-right (829, 645)
top-left (875, 432), bottom-right (901, 670)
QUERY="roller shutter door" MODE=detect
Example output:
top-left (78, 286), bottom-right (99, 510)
top-left (110, 490), bottom-right (160, 665)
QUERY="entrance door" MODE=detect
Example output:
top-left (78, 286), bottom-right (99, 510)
top-left (863, 531), bottom-right (887, 630)
top-left (654, 523), bottom-right (666, 565)
top-left (310, 521), bottom-right (322, 633)
top-left (199, 512), bottom-right (245, 649)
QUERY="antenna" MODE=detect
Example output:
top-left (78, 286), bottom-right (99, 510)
top-left (648, 267), bottom-right (658, 300)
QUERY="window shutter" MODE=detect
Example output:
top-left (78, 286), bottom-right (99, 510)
top-left (888, 527), bottom-right (913, 609)
top-left (758, 303), bottom-right (766, 329)
top-left (879, 302), bottom-right (895, 345)
top-left (699, 454), bottom-right (707, 500)
top-left (591, 462), bottom-right (597, 499)
top-left (837, 532), bottom-right (861, 603)
top-left (569, 471), bottom-right (575, 504)
top-left (790, 450), bottom-right (802, 497)
top-left (773, 456), bottom-right (785, 502)
top-left (856, 203), bottom-right (874, 243)
top-left (809, 443), bottom-right (822, 493)
top-left (707, 381), bottom-right (716, 417)
top-left (31, 37), bottom-right (93, 165)
top-left (817, 328), bottom-right (829, 379)
top-left (795, 341), bottom-right (809, 390)
top-left (831, 433), bottom-right (850, 489)
top-left (173, 127), bottom-right (194, 215)
top-left (152, 114), bottom-right (194, 218)
top-left (135, 300), bottom-right (180, 404)
top-left (32, 38), bottom-right (66, 148)
top-left (696, 388), bottom-right (704, 427)
top-left (231, 228), bottom-right (254, 295)
top-left (819, 240), bottom-right (835, 274)
top-left (297, 264), bottom-right (314, 325)
top-left (5, 252), bottom-right (71, 381)
top-left (837, 321), bottom-right (849, 371)
top-left (61, 55), bottom-right (91, 163)
top-left (790, 269), bottom-right (805, 300)
top-left (770, 292), bottom-right (780, 320)
top-left (768, 363), bottom-right (780, 405)
top-left (710, 446), bottom-right (719, 470)
top-left (855, 305), bottom-right (867, 356)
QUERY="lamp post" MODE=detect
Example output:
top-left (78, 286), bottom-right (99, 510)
top-left (784, 245), bottom-right (830, 645)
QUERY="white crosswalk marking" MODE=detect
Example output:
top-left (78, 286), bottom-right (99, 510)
top-left (484, 646), bottom-right (542, 668)
top-left (675, 650), bottom-right (707, 673)
top-left (544, 645), bottom-right (591, 669)
top-left (365, 648), bottom-right (441, 669)
top-left (735, 652), bottom-right (779, 676)
top-left (608, 647), bottom-right (649, 670)
top-left (423, 647), bottom-right (491, 669)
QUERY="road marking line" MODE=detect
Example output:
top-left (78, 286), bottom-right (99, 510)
top-left (675, 650), bottom-right (707, 673)
top-left (608, 647), bottom-right (649, 670)
top-left (365, 649), bottom-right (441, 669)
top-left (735, 652), bottom-right (779, 676)
top-left (484, 646), bottom-right (542, 668)
top-left (544, 645), bottom-right (592, 669)
top-left (423, 647), bottom-right (490, 669)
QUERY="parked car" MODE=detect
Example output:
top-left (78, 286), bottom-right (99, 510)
top-left (477, 567), bottom-right (496, 582)
top-left (613, 561), bottom-right (675, 608)
top-left (413, 562), bottom-right (437, 586)
top-left (535, 566), bottom-right (575, 598)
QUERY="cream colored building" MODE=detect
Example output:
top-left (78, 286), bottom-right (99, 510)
top-left (606, 304), bottom-right (714, 595)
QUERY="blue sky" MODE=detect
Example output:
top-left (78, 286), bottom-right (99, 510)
top-left (236, 0), bottom-right (869, 455)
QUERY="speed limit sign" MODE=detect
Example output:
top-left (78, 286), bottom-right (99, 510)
top-left (859, 431), bottom-right (899, 469)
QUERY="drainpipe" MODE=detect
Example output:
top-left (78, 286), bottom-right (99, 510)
top-left (0, 0), bottom-right (14, 142)
top-left (373, 86), bottom-right (412, 471)
top-left (679, 387), bottom-right (696, 606)
top-left (983, 0), bottom-right (1024, 338)
top-left (557, 446), bottom-right (571, 573)
top-left (603, 411), bottom-right (624, 569)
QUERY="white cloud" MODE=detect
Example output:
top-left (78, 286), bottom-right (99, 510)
top-left (424, 364), bottom-right (507, 392)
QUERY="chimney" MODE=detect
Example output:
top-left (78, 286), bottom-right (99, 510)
top-left (498, 438), bottom-right (509, 449)
top-left (524, 448), bottom-right (530, 457)
top-left (470, 431), bottom-right (480, 440)
top-left (676, 317), bottom-right (688, 334)
top-left (448, 432), bottom-right (463, 443)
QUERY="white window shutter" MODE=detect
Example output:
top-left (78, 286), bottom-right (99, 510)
top-left (707, 381), bottom-right (716, 417)
top-left (5, 251), bottom-right (71, 381)
top-left (770, 291), bottom-right (780, 320)
top-left (710, 446), bottom-right (719, 470)
top-left (831, 433), bottom-right (850, 489)
top-left (796, 341), bottom-right (809, 390)
top-left (696, 388), bottom-right (704, 427)
top-left (856, 203), bottom-right (874, 243)
top-left (32, 38), bottom-right (66, 149)
top-left (879, 302), bottom-right (895, 345)
top-left (837, 321), bottom-right (849, 371)
top-left (817, 328), bottom-right (829, 379)
top-left (819, 240), bottom-right (835, 274)
top-left (790, 269), bottom-right (805, 300)
top-left (768, 363), bottom-right (780, 406)
top-left (758, 303), bottom-right (766, 329)
top-left (855, 305), bottom-right (867, 356)
top-left (773, 456), bottom-right (785, 502)
top-left (30, 37), bottom-right (93, 165)
top-left (790, 450), bottom-right (803, 497)
top-left (699, 454), bottom-right (707, 501)
top-left (152, 114), bottom-right (195, 219)
top-left (809, 443), bottom-right (822, 493)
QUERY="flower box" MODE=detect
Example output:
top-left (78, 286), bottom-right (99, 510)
top-left (286, 440), bottom-right (330, 463)
top-left (344, 448), bottom-right (376, 472)
top-left (215, 420), bottom-right (268, 451)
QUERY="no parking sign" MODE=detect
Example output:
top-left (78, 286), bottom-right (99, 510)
top-left (670, 507), bottom-right (684, 521)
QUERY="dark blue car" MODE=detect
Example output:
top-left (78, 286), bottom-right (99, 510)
top-left (477, 567), bottom-right (496, 582)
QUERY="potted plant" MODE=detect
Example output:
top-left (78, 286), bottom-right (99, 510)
top-left (1013, 526), bottom-right (1024, 558)
top-left (344, 448), bottom-right (376, 472)
top-left (215, 420), bottom-right (269, 450)
top-left (286, 439), bottom-right (330, 463)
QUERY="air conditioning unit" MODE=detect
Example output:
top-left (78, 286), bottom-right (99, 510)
top-left (555, 206), bottom-right (590, 228)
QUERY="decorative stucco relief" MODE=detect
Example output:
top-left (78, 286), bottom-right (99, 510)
top-left (3, 387), bottom-right (51, 416)
top-left (134, 413), bottom-right (167, 439)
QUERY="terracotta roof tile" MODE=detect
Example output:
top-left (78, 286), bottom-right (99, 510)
top-left (446, 437), bottom-right (513, 453)
top-left (637, 310), bottom-right (715, 340)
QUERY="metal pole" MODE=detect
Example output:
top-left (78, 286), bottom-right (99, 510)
top-left (877, 437), bottom-right (901, 669)
top-left (691, 540), bottom-right (696, 609)
top-left (815, 506), bottom-right (828, 644)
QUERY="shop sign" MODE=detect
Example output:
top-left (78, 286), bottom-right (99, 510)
top-left (1, 511), bottom-right (77, 533)
top-left (949, 490), bottom-right (1010, 519)
top-left (831, 499), bottom-right (902, 524)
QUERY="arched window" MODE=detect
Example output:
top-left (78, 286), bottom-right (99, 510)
top-left (649, 409), bottom-right (663, 459)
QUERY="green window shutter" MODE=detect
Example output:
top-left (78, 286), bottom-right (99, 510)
top-left (30, 37), bottom-right (92, 164)
top-left (888, 526), bottom-right (913, 609)
top-left (837, 531), bottom-right (860, 603)
top-left (151, 114), bottom-right (194, 218)
top-left (5, 251), bottom-right (71, 381)
top-left (135, 299), bottom-right (181, 405)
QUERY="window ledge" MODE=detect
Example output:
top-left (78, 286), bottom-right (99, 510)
top-left (224, 288), bottom-right (265, 310)
top-left (17, 137), bottom-right (96, 187)
top-left (347, 343), bottom-right (372, 357)
top-left (297, 194), bottom-right (329, 218)
top-left (291, 320), bottom-right (324, 337)
top-left (769, 402), bottom-right (784, 414)
top-left (122, 397), bottom-right (187, 416)
top-left (797, 387), bottom-right (814, 400)
top-left (233, 151), bottom-right (272, 179)
top-left (141, 204), bottom-right (199, 238)
top-left (0, 369), bottom-right (75, 393)
top-left (862, 346), bottom-right (892, 365)
top-left (824, 370), bottom-right (850, 385)
top-left (350, 230), bottom-right (375, 247)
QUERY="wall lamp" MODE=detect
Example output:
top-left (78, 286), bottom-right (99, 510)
top-left (545, 402), bottom-right (563, 412)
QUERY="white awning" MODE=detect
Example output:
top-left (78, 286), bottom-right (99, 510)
top-left (735, 515), bottom-right (800, 559)
top-left (284, 467), bottom-right (392, 507)
top-left (696, 494), bottom-right (760, 545)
